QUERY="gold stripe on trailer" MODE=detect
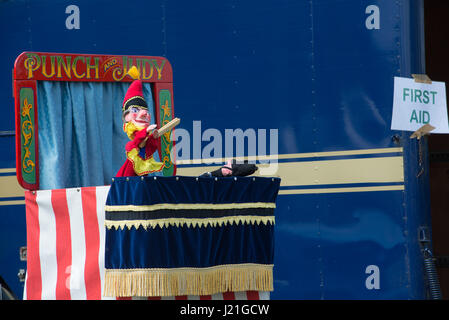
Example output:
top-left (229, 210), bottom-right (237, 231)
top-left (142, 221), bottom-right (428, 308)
top-left (0, 200), bottom-right (25, 206)
top-left (271, 156), bottom-right (404, 187)
top-left (177, 156), bottom-right (404, 187)
top-left (175, 148), bottom-right (404, 194)
top-left (0, 175), bottom-right (25, 197)
top-left (0, 172), bottom-right (25, 205)
top-left (278, 185), bottom-right (405, 195)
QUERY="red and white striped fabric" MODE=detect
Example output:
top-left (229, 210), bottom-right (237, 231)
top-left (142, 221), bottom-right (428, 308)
top-left (23, 185), bottom-right (270, 300)
top-left (24, 186), bottom-right (112, 300)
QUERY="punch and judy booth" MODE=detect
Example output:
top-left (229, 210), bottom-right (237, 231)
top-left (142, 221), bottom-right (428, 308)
top-left (14, 52), bottom-right (279, 300)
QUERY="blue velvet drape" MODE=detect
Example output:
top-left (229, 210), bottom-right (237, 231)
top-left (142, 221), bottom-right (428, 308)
top-left (37, 81), bottom-right (161, 190)
top-left (106, 223), bottom-right (274, 269)
top-left (105, 176), bottom-right (280, 270)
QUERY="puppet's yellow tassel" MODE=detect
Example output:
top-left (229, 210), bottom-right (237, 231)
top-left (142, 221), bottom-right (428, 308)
top-left (127, 65), bottom-right (140, 80)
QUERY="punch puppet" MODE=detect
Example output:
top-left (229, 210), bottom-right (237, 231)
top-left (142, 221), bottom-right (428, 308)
top-left (115, 67), bottom-right (165, 177)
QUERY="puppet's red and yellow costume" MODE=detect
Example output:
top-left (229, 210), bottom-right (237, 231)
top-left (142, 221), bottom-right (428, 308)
top-left (115, 74), bottom-right (165, 177)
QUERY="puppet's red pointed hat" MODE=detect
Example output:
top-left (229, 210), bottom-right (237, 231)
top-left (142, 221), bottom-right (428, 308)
top-left (122, 66), bottom-right (148, 113)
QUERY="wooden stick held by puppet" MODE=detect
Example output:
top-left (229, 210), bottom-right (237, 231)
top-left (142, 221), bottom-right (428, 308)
top-left (115, 66), bottom-right (180, 177)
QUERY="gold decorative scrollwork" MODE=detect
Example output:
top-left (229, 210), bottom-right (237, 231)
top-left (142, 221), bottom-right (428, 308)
top-left (112, 66), bottom-right (126, 81)
top-left (161, 99), bottom-right (171, 118)
top-left (21, 98), bottom-right (35, 174)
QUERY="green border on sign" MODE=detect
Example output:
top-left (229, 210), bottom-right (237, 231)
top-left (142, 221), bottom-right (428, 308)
top-left (20, 87), bottom-right (36, 184)
top-left (159, 89), bottom-right (174, 176)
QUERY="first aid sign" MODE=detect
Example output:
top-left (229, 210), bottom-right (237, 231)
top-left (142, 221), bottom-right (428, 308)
top-left (391, 76), bottom-right (448, 133)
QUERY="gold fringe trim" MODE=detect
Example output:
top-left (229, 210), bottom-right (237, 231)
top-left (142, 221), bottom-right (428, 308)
top-left (105, 202), bottom-right (276, 212)
top-left (103, 263), bottom-right (273, 297)
top-left (105, 215), bottom-right (275, 230)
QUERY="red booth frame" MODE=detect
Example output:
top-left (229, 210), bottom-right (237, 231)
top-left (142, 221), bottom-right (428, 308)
top-left (13, 52), bottom-right (177, 190)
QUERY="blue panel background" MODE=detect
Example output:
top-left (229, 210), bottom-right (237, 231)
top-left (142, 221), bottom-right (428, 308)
top-left (318, 191), bottom-right (408, 299)
top-left (313, 0), bottom-right (401, 151)
top-left (273, 190), bottom-right (411, 299)
top-left (0, 0), bottom-right (430, 299)
top-left (272, 194), bottom-right (322, 299)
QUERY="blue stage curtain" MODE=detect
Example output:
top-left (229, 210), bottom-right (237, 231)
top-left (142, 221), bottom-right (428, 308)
top-left (37, 81), bottom-right (160, 190)
top-left (104, 176), bottom-right (280, 297)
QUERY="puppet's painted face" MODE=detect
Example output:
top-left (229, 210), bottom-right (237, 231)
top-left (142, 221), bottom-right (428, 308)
top-left (124, 107), bottom-right (151, 128)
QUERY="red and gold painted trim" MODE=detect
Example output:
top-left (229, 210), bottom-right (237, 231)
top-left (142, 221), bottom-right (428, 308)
top-left (14, 52), bottom-right (176, 190)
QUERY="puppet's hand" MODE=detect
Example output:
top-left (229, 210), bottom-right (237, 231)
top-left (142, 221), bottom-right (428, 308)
top-left (146, 124), bottom-right (159, 138)
top-left (152, 129), bottom-right (160, 138)
top-left (221, 160), bottom-right (233, 176)
top-left (146, 124), bottom-right (157, 132)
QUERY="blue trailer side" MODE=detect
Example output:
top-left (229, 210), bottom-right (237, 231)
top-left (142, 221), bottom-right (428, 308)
top-left (0, 0), bottom-right (444, 299)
